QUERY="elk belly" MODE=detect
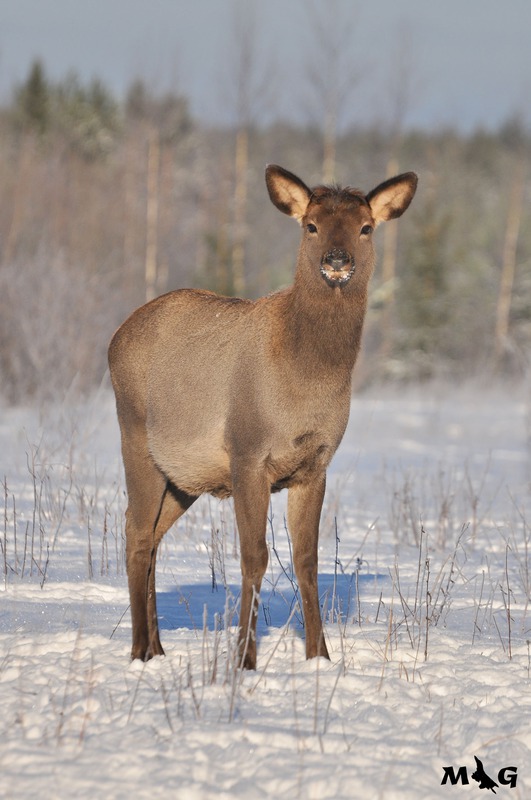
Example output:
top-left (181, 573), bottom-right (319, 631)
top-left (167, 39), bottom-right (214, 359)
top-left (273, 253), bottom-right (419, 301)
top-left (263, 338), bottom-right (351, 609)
top-left (148, 428), bottom-right (233, 499)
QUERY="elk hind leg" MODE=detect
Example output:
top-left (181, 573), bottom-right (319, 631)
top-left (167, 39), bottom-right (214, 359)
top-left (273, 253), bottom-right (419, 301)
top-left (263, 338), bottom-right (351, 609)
top-left (124, 441), bottom-right (196, 661)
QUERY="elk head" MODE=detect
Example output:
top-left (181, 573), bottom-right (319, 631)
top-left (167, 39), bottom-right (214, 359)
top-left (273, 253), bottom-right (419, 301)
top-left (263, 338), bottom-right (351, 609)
top-left (265, 165), bottom-right (418, 293)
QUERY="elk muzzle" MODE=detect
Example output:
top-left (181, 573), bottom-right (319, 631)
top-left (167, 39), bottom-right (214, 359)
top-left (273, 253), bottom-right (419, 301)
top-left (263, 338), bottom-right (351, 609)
top-left (320, 249), bottom-right (355, 288)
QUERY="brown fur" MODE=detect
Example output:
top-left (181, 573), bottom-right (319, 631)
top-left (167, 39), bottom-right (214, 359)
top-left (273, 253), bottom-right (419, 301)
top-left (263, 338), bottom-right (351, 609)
top-left (108, 165), bottom-right (417, 669)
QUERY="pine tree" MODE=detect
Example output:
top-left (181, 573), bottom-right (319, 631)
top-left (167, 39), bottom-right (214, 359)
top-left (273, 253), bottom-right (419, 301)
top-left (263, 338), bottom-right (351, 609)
top-left (14, 60), bottom-right (50, 135)
top-left (396, 188), bottom-right (451, 376)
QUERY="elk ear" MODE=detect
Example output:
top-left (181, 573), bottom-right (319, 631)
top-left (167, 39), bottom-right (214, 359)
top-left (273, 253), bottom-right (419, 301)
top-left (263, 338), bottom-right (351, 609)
top-left (366, 172), bottom-right (418, 226)
top-left (265, 165), bottom-right (312, 222)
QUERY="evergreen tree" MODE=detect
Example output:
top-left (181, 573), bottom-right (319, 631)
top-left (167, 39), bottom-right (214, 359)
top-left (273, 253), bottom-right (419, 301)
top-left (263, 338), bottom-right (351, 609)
top-left (396, 190), bottom-right (452, 376)
top-left (13, 60), bottom-right (50, 135)
top-left (125, 78), bottom-right (192, 142)
top-left (54, 73), bottom-right (122, 159)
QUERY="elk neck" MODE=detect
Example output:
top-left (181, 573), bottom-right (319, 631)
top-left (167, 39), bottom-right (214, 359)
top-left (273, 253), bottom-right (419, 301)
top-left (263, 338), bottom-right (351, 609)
top-left (274, 265), bottom-right (369, 377)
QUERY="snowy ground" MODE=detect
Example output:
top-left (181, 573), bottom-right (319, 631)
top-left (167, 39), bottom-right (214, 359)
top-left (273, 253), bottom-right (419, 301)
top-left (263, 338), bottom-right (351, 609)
top-left (1, 382), bottom-right (530, 799)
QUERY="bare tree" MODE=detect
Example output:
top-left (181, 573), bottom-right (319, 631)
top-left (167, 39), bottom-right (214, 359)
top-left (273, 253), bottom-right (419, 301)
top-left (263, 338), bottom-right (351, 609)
top-left (224, 1), bottom-right (275, 295)
top-left (494, 161), bottom-right (526, 369)
top-left (144, 127), bottom-right (160, 302)
top-left (3, 135), bottom-right (35, 265)
top-left (379, 24), bottom-right (421, 364)
top-left (303, 0), bottom-right (359, 183)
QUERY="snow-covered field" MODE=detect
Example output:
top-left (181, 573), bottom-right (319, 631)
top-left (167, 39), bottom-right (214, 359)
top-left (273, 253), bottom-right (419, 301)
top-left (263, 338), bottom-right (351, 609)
top-left (1, 382), bottom-right (530, 799)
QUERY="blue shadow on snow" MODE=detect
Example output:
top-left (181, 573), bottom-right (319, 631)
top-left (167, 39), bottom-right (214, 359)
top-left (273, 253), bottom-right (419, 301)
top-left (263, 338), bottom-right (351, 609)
top-left (157, 571), bottom-right (386, 637)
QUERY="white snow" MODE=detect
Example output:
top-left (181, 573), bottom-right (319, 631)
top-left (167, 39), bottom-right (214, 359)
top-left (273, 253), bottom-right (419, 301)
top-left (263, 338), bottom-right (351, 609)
top-left (1, 383), bottom-right (530, 798)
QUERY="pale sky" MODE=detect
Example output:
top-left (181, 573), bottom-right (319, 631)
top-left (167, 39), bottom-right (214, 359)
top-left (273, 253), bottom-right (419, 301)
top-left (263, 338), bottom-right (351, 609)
top-left (1, 0), bottom-right (530, 132)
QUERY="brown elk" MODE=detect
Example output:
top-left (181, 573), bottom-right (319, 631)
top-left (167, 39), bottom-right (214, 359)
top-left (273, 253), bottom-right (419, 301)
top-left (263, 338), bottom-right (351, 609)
top-left (108, 164), bottom-right (417, 670)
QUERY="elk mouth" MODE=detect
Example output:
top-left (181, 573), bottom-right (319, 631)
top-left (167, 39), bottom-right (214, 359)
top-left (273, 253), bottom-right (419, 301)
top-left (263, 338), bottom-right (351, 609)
top-left (320, 250), bottom-right (355, 288)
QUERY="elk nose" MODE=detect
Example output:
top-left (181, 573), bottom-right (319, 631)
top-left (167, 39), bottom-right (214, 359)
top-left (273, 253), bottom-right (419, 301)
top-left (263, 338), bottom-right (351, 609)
top-left (322, 249), bottom-right (351, 270)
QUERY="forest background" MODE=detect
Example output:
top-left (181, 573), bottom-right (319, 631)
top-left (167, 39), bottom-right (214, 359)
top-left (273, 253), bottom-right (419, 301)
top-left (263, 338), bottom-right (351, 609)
top-left (1, 4), bottom-right (530, 406)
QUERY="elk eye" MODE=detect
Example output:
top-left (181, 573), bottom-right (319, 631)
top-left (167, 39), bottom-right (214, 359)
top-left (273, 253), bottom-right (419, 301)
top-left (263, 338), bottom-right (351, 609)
top-left (360, 224), bottom-right (373, 236)
top-left (307, 223), bottom-right (318, 234)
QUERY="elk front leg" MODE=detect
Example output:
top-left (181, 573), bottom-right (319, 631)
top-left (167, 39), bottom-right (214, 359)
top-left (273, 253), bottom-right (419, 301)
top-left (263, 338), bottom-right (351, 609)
top-left (232, 467), bottom-right (270, 670)
top-left (288, 475), bottom-right (330, 661)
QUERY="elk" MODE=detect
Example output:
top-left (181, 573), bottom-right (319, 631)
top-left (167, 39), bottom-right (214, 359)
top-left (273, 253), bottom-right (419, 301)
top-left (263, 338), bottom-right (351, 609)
top-left (108, 164), bottom-right (417, 670)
